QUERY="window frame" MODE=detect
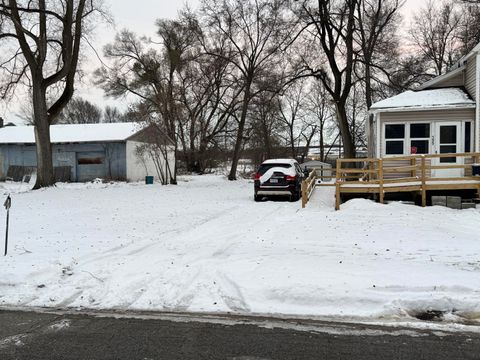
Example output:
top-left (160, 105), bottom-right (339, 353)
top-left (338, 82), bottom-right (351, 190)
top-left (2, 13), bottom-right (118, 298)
top-left (383, 121), bottom-right (432, 157)
top-left (409, 123), bottom-right (431, 155)
top-left (384, 123), bottom-right (406, 156)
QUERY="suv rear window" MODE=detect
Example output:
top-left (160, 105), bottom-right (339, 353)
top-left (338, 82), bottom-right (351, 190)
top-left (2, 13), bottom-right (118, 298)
top-left (257, 163), bottom-right (292, 175)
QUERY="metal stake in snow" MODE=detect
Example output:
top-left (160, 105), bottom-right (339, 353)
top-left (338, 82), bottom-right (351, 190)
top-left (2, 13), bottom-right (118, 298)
top-left (4, 195), bottom-right (11, 256)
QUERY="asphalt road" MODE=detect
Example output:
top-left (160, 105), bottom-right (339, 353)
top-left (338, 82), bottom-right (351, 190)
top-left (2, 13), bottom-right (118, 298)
top-left (1, 309), bottom-right (480, 360)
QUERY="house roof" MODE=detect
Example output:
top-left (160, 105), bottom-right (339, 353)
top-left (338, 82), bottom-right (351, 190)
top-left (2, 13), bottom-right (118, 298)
top-left (417, 65), bottom-right (465, 90)
top-left (370, 88), bottom-right (475, 112)
top-left (0, 122), bottom-right (144, 144)
top-left (300, 160), bottom-right (331, 167)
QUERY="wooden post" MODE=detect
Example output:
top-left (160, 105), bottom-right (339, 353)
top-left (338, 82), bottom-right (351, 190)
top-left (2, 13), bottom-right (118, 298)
top-left (3, 195), bottom-right (11, 256)
top-left (411, 157), bottom-right (416, 178)
top-left (421, 156), bottom-right (427, 207)
top-left (476, 154), bottom-right (480, 200)
top-left (335, 182), bottom-right (341, 211)
top-left (378, 159), bottom-right (384, 204)
top-left (335, 159), bottom-right (341, 210)
top-left (301, 180), bottom-right (306, 208)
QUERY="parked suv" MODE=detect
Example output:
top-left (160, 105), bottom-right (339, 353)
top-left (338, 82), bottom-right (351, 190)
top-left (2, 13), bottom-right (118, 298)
top-left (254, 159), bottom-right (305, 202)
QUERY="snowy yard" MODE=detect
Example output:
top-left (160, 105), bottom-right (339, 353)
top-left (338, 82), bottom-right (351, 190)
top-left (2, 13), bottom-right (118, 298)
top-left (0, 176), bottom-right (479, 325)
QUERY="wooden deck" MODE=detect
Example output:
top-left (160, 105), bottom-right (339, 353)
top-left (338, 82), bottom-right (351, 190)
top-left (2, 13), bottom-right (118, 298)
top-left (335, 153), bottom-right (480, 210)
top-left (301, 153), bottom-right (480, 210)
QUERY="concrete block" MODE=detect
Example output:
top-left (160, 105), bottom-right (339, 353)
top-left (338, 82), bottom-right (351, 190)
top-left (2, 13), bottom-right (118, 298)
top-left (462, 203), bottom-right (477, 210)
top-left (431, 196), bottom-right (447, 207)
top-left (446, 196), bottom-right (462, 210)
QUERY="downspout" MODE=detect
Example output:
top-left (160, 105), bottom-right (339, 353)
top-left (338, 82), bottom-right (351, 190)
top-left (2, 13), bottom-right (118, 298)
top-left (476, 52), bottom-right (480, 152)
top-left (375, 112), bottom-right (381, 158)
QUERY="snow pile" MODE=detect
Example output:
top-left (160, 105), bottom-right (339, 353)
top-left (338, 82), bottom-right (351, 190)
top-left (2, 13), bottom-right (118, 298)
top-left (259, 166), bottom-right (295, 184)
top-left (370, 88), bottom-right (475, 110)
top-left (0, 176), bottom-right (479, 323)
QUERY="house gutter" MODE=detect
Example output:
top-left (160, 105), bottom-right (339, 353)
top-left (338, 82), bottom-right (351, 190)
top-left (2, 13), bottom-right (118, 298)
top-left (476, 52), bottom-right (480, 152)
top-left (369, 104), bottom-right (476, 115)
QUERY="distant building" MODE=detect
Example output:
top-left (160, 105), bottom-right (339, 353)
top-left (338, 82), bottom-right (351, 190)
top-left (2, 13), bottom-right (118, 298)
top-left (300, 160), bottom-right (332, 179)
top-left (0, 122), bottom-right (175, 182)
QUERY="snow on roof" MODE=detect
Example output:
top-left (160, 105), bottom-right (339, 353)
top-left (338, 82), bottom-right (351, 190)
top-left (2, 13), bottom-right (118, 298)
top-left (301, 160), bottom-right (332, 167)
top-left (370, 88), bottom-right (475, 111)
top-left (262, 158), bottom-right (297, 165)
top-left (0, 122), bottom-right (144, 144)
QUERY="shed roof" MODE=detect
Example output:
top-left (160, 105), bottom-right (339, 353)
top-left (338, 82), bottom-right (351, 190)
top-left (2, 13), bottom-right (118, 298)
top-left (0, 122), bottom-right (144, 144)
top-left (301, 160), bottom-right (332, 167)
top-left (370, 88), bottom-right (475, 112)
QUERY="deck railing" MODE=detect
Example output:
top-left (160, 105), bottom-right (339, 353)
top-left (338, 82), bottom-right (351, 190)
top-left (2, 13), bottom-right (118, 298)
top-left (335, 152), bottom-right (480, 210)
top-left (301, 170), bottom-right (317, 208)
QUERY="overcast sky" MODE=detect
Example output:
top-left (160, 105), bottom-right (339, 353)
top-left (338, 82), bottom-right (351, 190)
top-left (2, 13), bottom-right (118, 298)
top-left (100, 0), bottom-right (428, 47)
top-left (2, 0), bottom-right (430, 124)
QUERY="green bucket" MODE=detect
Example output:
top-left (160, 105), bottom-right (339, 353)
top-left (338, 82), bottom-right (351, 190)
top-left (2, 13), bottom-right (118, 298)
top-left (145, 176), bottom-right (154, 184)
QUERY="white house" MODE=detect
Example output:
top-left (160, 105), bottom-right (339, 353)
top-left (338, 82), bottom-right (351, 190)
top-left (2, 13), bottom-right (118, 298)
top-left (369, 42), bottom-right (480, 178)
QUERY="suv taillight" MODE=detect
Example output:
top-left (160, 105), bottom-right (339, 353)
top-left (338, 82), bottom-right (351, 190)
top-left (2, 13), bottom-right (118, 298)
top-left (286, 175), bottom-right (296, 181)
top-left (254, 173), bottom-right (261, 180)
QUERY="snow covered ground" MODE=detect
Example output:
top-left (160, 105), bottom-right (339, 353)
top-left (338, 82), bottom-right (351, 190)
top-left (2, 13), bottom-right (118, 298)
top-left (0, 176), bottom-right (479, 325)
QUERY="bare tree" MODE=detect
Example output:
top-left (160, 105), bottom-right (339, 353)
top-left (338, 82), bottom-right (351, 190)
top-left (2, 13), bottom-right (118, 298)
top-left (410, 0), bottom-right (462, 76)
top-left (306, 81), bottom-right (335, 162)
top-left (57, 97), bottom-right (102, 124)
top-left (103, 105), bottom-right (122, 123)
top-left (456, 1), bottom-right (480, 55)
top-left (0, 0), bottom-right (103, 188)
top-left (295, 0), bottom-right (358, 159)
top-left (176, 46), bottom-right (241, 173)
top-left (96, 14), bottom-right (201, 184)
top-left (248, 92), bottom-right (283, 161)
top-left (355, 0), bottom-right (401, 157)
top-left (199, 0), bottom-right (295, 180)
top-left (277, 80), bottom-right (308, 160)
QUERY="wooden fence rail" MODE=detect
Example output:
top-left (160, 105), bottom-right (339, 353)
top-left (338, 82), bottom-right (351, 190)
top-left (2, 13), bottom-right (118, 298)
top-left (335, 152), bottom-right (480, 210)
top-left (301, 170), bottom-right (317, 208)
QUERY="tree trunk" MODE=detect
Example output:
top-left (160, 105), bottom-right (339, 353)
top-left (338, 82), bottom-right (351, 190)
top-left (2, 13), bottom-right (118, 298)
top-left (335, 103), bottom-right (356, 159)
top-left (364, 63), bottom-right (375, 158)
top-left (319, 122), bottom-right (325, 162)
top-left (33, 119), bottom-right (54, 189)
top-left (32, 84), bottom-right (55, 189)
top-left (228, 80), bottom-right (252, 181)
top-left (289, 125), bottom-right (296, 159)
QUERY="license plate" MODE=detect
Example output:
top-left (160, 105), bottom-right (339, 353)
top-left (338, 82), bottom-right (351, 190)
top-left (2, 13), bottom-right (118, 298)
top-left (270, 178), bottom-right (278, 183)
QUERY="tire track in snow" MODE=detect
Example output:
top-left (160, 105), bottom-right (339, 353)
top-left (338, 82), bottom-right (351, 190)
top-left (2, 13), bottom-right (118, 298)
top-left (148, 202), bottom-right (287, 312)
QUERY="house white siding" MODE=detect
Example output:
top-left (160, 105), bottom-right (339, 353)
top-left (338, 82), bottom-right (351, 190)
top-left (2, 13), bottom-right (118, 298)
top-left (466, 56), bottom-right (477, 100)
top-left (126, 140), bottom-right (175, 183)
top-left (377, 109), bottom-right (475, 156)
top-left (427, 72), bottom-right (464, 88)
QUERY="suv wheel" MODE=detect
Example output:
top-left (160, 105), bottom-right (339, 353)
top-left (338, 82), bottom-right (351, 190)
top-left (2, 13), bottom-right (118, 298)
top-left (254, 193), bottom-right (262, 202)
top-left (290, 190), bottom-right (300, 202)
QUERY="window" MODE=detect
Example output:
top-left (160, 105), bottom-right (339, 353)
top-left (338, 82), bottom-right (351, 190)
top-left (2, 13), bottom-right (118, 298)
top-left (410, 140), bottom-right (429, 154)
top-left (410, 124), bottom-right (429, 138)
top-left (257, 163), bottom-right (291, 175)
top-left (465, 122), bottom-right (471, 153)
top-left (439, 125), bottom-right (457, 163)
top-left (384, 123), bottom-right (431, 156)
top-left (385, 124), bottom-right (405, 139)
top-left (410, 123), bottom-right (430, 154)
top-left (78, 157), bottom-right (103, 165)
top-left (385, 124), bottom-right (405, 155)
top-left (385, 141), bottom-right (404, 155)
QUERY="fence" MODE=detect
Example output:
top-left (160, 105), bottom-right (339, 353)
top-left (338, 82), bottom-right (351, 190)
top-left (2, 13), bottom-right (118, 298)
top-left (335, 152), bottom-right (480, 210)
